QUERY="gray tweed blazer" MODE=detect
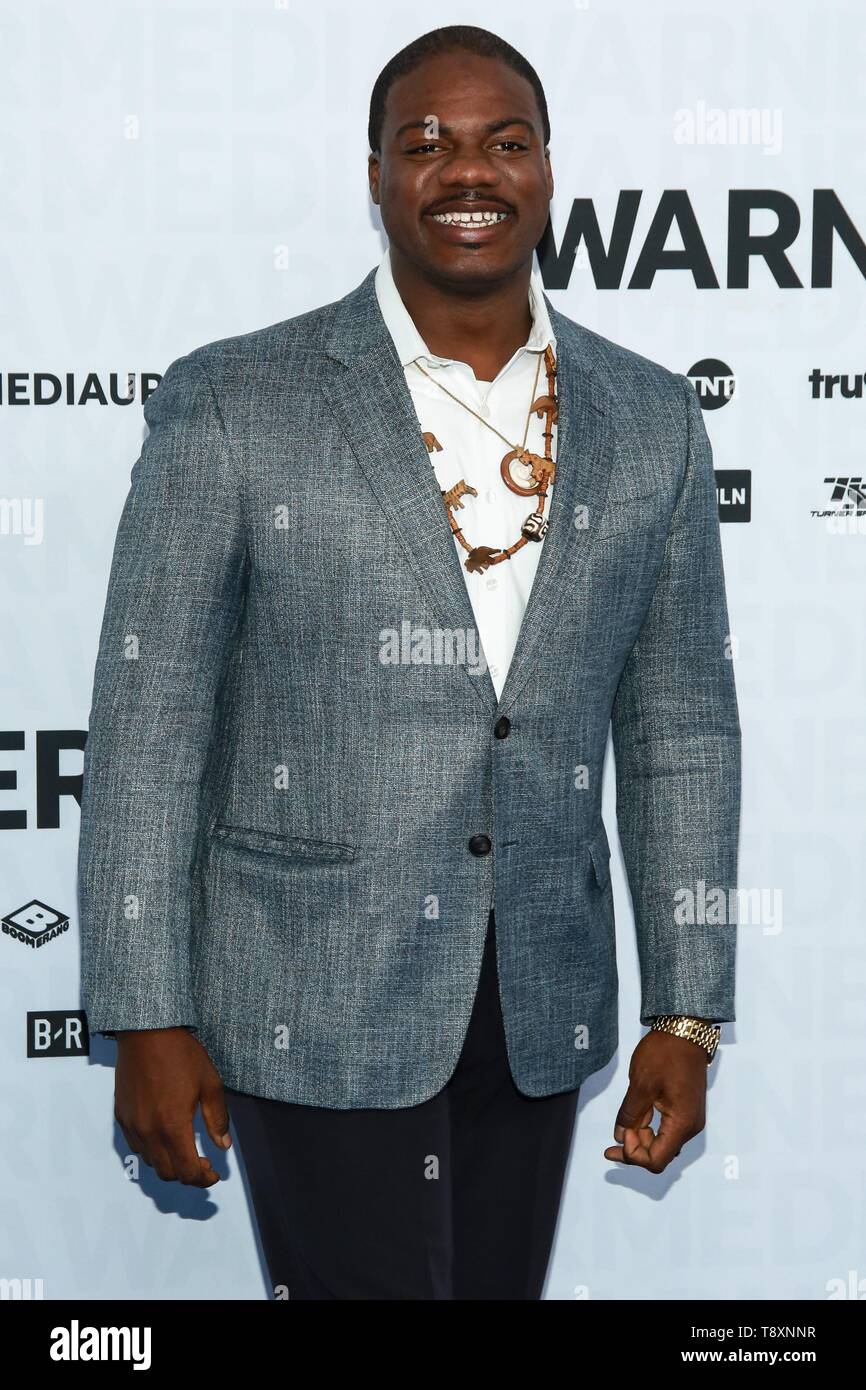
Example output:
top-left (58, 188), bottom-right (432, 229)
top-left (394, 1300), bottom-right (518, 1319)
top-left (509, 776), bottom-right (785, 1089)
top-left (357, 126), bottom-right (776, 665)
top-left (77, 265), bottom-right (741, 1108)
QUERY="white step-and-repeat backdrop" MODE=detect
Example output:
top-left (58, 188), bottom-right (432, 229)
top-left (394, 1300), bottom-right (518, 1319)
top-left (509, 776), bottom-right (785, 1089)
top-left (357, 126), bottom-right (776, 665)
top-left (2, 0), bottom-right (864, 1300)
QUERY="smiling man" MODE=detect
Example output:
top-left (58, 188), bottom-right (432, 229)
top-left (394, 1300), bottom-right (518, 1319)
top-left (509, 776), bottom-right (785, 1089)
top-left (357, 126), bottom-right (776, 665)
top-left (78, 25), bottom-right (741, 1301)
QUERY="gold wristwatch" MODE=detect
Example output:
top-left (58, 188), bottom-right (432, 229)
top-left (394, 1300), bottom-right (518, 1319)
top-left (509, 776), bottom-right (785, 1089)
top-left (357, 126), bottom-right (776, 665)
top-left (649, 1015), bottom-right (721, 1062)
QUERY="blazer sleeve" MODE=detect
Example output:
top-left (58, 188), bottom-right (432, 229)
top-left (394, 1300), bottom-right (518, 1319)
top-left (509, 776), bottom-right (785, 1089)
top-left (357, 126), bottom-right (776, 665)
top-left (77, 351), bottom-right (248, 1035)
top-left (610, 374), bottom-right (741, 1026)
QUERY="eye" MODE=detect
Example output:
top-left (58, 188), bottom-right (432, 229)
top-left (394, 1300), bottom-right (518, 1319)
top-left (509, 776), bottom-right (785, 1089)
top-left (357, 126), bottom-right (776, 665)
top-left (491, 140), bottom-right (527, 151)
top-left (405, 143), bottom-right (443, 155)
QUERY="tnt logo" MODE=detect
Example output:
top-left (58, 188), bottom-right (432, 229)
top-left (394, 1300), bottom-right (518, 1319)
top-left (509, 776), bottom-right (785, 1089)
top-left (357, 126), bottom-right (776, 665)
top-left (27, 1010), bottom-right (90, 1058)
top-left (687, 359), bottom-right (736, 410)
top-left (1, 899), bottom-right (69, 950)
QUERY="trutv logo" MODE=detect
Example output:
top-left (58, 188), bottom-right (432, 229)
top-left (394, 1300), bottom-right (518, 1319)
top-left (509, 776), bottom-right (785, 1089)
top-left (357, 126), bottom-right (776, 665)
top-left (538, 189), bottom-right (865, 288)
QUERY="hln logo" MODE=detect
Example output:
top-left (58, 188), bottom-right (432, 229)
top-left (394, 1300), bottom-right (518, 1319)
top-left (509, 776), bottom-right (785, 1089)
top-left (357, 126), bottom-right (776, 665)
top-left (715, 470), bottom-right (751, 523)
top-left (27, 1010), bottom-right (90, 1058)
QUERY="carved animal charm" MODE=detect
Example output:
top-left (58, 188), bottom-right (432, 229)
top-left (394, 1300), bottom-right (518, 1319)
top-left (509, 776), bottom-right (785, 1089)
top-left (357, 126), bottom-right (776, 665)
top-left (531, 393), bottom-right (558, 424)
top-left (465, 546), bottom-right (501, 574)
top-left (442, 479), bottom-right (478, 511)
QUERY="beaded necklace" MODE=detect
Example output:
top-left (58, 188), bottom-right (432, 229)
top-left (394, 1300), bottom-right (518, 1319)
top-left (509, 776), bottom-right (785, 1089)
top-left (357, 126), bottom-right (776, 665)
top-left (413, 343), bottom-right (558, 574)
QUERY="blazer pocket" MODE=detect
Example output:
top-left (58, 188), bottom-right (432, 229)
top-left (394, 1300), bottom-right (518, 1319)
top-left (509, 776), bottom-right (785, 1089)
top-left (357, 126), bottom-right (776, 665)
top-left (209, 822), bottom-right (356, 864)
top-left (589, 822), bottom-right (611, 891)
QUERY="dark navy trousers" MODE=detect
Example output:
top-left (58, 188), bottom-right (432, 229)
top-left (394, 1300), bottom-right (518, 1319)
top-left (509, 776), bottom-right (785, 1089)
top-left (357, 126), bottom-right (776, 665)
top-left (226, 910), bottom-right (580, 1300)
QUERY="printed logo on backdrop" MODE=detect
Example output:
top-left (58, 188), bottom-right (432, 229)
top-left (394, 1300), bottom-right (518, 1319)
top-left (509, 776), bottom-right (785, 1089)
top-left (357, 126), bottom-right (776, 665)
top-left (538, 189), bottom-right (866, 289)
top-left (0, 730), bottom-right (87, 829)
top-left (811, 476), bottom-right (866, 533)
top-left (809, 369), bottom-right (866, 399)
top-left (0, 373), bottom-right (161, 406)
top-left (716, 471), bottom-right (751, 523)
top-left (688, 359), bottom-right (736, 410)
top-left (27, 1010), bottom-right (90, 1059)
top-left (1, 900), bottom-right (70, 950)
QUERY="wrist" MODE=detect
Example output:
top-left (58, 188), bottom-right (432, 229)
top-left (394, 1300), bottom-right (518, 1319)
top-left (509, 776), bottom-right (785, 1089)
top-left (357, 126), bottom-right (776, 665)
top-left (648, 1014), bottom-right (721, 1062)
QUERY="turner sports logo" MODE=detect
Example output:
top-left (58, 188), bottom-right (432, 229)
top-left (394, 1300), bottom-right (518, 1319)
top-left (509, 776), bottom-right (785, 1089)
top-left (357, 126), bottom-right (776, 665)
top-left (50, 1321), bottom-right (151, 1371)
top-left (811, 477), bottom-right (866, 520)
top-left (537, 189), bottom-right (865, 288)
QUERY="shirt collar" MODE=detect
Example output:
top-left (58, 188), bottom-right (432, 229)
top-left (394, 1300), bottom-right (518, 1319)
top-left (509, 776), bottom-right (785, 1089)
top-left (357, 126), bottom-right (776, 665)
top-left (374, 243), bottom-right (556, 371)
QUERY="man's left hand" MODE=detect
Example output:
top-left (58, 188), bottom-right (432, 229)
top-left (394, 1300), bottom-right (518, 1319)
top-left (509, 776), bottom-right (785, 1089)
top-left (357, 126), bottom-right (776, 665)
top-left (603, 1030), bottom-right (709, 1173)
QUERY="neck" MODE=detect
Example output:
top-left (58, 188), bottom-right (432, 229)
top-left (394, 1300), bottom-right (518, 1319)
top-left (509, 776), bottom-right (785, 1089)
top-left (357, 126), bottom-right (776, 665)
top-left (388, 246), bottom-right (535, 382)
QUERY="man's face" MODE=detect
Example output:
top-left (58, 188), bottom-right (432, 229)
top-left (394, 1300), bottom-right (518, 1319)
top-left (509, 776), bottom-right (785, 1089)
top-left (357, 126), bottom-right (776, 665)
top-left (369, 51), bottom-right (553, 287)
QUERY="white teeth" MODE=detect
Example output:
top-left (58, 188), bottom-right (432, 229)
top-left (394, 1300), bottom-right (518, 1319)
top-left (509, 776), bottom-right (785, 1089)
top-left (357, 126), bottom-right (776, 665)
top-left (431, 210), bottom-right (509, 225)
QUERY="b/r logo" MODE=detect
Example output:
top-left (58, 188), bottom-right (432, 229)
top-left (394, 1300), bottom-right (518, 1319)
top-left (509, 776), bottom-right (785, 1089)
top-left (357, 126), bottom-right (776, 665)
top-left (27, 1010), bottom-right (90, 1058)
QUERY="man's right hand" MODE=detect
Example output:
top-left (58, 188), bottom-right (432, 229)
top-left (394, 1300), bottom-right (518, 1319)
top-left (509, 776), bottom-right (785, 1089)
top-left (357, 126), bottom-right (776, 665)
top-left (114, 1027), bottom-right (232, 1187)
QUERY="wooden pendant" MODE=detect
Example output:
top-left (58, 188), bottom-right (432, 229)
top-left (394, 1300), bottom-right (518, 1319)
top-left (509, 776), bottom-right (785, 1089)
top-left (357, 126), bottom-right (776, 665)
top-left (441, 479), bottom-right (478, 511)
top-left (500, 447), bottom-right (556, 497)
top-left (500, 447), bottom-right (540, 496)
top-left (530, 393), bottom-right (558, 423)
top-left (465, 545), bottom-right (501, 574)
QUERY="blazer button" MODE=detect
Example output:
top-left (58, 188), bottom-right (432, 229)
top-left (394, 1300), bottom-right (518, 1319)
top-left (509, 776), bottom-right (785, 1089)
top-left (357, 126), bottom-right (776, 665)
top-left (494, 715), bottom-right (511, 739)
top-left (468, 833), bottom-right (492, 857)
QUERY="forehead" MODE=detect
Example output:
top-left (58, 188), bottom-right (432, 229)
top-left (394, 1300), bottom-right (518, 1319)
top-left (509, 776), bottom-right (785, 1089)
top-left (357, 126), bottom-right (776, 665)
top-left (383, 51), bottom-right (539, 135)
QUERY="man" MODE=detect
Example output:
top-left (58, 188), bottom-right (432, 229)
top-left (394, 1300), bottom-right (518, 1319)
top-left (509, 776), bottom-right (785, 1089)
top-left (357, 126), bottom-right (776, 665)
top-left (78, 25), bottom-right (740, 1300)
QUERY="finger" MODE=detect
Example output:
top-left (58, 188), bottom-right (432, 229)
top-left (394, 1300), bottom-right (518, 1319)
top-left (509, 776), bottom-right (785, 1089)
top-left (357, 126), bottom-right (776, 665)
top-left (116, 1120), bottom-right (141, 1156)
top-left (622, 1123), bottom-right (656, 1166)
top-left (146, 1138), bottom-right (180, 1183)
top-left (200, 1083), bottom-right (232, 1151)
top-left (163, 1124), bottom-right (221, 1187)
top-left (604, 1122), bottom-right (656, 1165)
top-left (614, 1086), bottom-right (655, 1142)
top-left (642, 1109), bottom-right (693, 1172)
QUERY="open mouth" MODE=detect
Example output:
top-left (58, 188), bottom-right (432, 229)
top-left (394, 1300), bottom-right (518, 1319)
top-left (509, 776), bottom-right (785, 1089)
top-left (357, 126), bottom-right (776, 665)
top-left (430, 208), bottom-right (511, 225)
top-left (425, 209), bottom-right (513, 238)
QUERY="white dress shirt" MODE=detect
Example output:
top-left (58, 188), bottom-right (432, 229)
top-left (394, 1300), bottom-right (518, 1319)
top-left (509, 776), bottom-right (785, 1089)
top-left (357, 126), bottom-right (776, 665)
top-left (374, 246), bottom-right (558, 699)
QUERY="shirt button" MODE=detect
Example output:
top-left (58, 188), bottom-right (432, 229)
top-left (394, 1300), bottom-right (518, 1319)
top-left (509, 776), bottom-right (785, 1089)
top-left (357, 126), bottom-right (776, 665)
top-left (494, 716), bottom-right (511, 739)
top-left (468, 833), bottom-right (492, 856)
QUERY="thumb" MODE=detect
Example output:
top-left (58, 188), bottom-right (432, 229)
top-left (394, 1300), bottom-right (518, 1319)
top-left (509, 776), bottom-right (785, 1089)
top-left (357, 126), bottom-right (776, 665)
top-left (614, 1081), bottom-right (655, 1142)
top-left (200, 1082), bottom-right (232, 1151)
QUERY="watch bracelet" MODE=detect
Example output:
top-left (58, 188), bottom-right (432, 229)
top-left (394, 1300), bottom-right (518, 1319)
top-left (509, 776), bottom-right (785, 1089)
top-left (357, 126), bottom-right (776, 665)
top-left (649, 1014), bottom-right (721, 1061)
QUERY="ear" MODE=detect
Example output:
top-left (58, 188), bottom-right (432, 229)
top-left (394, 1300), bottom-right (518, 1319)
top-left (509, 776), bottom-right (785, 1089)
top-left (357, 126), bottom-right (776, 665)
top-left (368, 152), bottom-right (381, 206)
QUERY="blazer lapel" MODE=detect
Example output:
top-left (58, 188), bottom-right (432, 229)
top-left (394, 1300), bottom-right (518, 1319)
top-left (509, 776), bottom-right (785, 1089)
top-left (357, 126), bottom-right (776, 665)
top-left (496, 302), bottom-right (616, 714)
top-left (320, 269), bottom-right (499, 712)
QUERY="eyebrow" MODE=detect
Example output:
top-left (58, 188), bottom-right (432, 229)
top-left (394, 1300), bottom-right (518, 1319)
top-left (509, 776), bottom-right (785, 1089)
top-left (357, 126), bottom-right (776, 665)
top-left (394, 117), bottom-right (536, 140)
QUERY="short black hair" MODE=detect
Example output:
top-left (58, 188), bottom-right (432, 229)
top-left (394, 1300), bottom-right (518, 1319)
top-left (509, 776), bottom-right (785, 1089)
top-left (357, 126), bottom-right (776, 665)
top-left (368, 25), bottom-right (550, 155)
